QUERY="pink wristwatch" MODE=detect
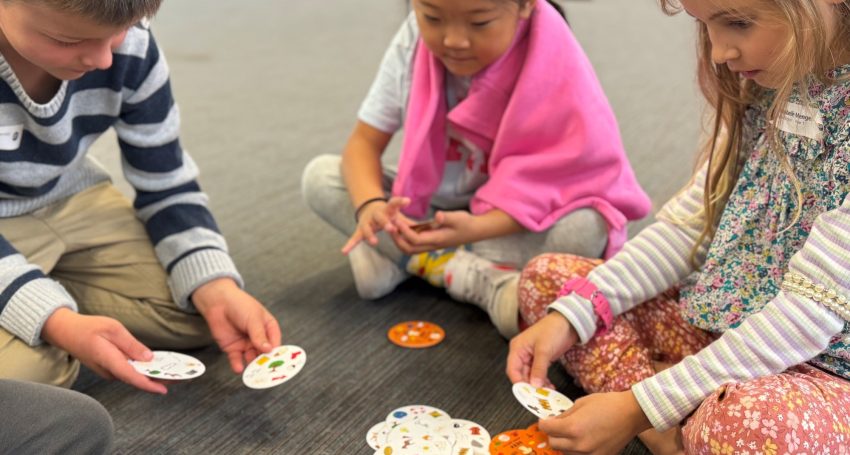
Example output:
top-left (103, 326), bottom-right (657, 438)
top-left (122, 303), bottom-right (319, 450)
top-left (557, 277), bottom-right (614, 336)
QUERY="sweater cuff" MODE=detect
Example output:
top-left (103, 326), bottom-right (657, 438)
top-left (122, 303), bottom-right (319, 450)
top-left (168, 248), bottom-right (243, 312)
top-left (631, 375), bottom-right (682, 432)
top-left (547, 294), bottom-right (598, 344)
top-left (0, 278), bottom-right (77, 346)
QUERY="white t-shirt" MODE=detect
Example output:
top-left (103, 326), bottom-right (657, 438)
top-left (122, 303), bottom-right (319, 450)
top-left (357, 13), bottom-right (488, 210)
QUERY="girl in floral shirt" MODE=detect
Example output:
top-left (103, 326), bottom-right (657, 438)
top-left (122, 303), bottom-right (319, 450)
top-left (506, 0), bottom-right (850, 453)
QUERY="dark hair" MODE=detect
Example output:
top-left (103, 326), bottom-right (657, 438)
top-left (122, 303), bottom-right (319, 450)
top-left (19, 0), bottom-right (162, 26)
top-left (541, 0), bottom-right (567, 20)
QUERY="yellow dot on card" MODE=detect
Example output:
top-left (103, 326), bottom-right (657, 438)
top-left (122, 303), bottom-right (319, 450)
top-left (257, 356), bottom-right (269, 365)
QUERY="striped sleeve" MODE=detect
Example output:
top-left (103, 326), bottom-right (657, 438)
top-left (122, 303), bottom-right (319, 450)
top-left (0, 236), bottom-right (77, 346)
top-left (548, 165), bottom-right (711, 343)
top-left (631, 188), bottom-right (850, 430)
top-left (115, 30), bottom-right (242, 311)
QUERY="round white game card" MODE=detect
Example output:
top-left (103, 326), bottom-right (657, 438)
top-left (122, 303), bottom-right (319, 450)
top-left (366, 421), bottom-right (389, 450)
top-left (385, 404), bottom-right (448, 429)
top-left (242, 345), bottom-right (306, 389)
top-left (511, 382), bottom-right (574, 419)
top-left (450, 419), bottom-right (491, 455)
top-left (129, 351), bottom-right (205, 380)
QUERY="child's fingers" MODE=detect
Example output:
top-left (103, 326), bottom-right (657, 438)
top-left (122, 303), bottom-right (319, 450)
top-left (342, 231), bottom-right (364, 254)
top-left (385, 197), bottom-right (410, 215)
top-left (243, 347), bottom-right (259, 367)
top-left (362, 224), bottom-right (380, 246)
top-left (108, 324), bottom-right (153, 362)
top-left (434, 210), bottom-right (447, 225)
top-left (390, 229), bottom-right (434, 255)
top-left (505, 349), bottom-right (529, 383)
top-left (529, 347), bottom-right (553, 388)
top-left (226, 350), bottom-right (245, 375)
top-left (264, 318), bottom-right (282, 349)
top-left (104, 350), bottom-right (167, 394)
top-left (247, 314), bottom-right (272, 354)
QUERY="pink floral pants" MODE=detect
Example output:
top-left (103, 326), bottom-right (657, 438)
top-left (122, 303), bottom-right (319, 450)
top-left (518, 253), bottom-right (850, 454)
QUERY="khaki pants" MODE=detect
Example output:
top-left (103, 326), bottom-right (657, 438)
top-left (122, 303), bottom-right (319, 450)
top-left (0, 183), bottom-right (211, 387)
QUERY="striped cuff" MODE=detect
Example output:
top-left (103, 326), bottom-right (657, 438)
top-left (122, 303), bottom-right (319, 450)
top-left (168, 248), bottom-right (243, 312)
top-left (630, 374), bottom-right (685, 431)
top-left (0, 278), bottom-right (77, 346)
top-left (547, 294), bottom-right (598, 344)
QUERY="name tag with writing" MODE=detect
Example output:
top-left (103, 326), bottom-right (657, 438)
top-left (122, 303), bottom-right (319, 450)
top-left (777, 102), bottom-right (823, 141)
top-left (0, 125), bottom-right (23, 151)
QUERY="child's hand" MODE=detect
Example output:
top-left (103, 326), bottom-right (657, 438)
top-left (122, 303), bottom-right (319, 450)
top-left (342, 197), bottom-right (410, 254)
top-left (41, 307), bottom-right (167, 394)
top-left (539, 390), bottom-right (653, 453)
top-left (389, 210), bottom-right (479, 254)
top-left (506, 312), bottom-right (578, 388)
top-left (192, 278), bottom-right (281, 374)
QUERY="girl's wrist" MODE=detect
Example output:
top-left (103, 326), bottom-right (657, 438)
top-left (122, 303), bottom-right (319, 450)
top-left (624, 390), bottom-right (653, 435)
top-left (354, 196), bottom-right (388, 222)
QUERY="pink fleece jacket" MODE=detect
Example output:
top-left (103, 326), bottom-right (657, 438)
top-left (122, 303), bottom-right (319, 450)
top-left (391, 2), bottom-right (650, 257)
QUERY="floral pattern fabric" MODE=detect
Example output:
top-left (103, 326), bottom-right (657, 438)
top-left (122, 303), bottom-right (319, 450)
top-left (678, 66), bottom-right (850, 378)
top-left (518, 254), bottom-right (850, 453)
top-left (518, 254), bottom-right (715, 393)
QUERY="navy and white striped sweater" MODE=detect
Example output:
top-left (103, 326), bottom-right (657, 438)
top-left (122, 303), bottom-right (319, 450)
top-left (0, 25), bottom-right (242, 346)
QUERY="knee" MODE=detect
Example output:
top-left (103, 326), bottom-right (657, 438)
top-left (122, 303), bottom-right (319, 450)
top-left (518, 253), bottom-right (573, 320)
top-left (72, 394), bottom-right (114, 454)
top-left (519, 253), bottom-right (595, 288)
top-left (521, 253), bottom-right (561, 282)
top-left (301, 154), bottom-right (342, 214)
top-left (682, 382), bottom-right (786, 453)
top-left (0, 337), bottom-right (81, 388)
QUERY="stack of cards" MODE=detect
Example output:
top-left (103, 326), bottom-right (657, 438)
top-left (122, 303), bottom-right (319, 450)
top-left (365, 405), bottom-right (491, 455)
top-left (489, 423), bottom-right (561, 454)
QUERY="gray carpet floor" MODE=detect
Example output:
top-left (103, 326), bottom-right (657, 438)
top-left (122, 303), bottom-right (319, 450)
top-left (77, 0), bottom-right (704, 453)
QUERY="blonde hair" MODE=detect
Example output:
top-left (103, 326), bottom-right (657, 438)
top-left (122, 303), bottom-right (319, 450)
top-left (660, 0), bottom-right (850, 264)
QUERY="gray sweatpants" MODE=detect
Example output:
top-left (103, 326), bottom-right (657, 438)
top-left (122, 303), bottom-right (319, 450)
top-left (302, 154), bottom-right (609, 266)
top-left (0, 380), bottom-right (113, 454)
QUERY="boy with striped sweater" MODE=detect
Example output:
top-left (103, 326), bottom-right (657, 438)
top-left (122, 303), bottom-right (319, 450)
top-left (0, 0), bottom-right (280, 394)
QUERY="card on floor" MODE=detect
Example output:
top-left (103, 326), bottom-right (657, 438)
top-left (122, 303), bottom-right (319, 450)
top-left (489, 424), bottom-right (560, 455)
top-left (366, 422), bottom-right (389, 451)
top-left (129, 351), bottom-right (205, 380)
top-left (512, 382), bottom-right (573, 419)
top-left (242, 345), bottom-right (306, 389)
top-left (385, 404), bottom-right (448, 429)
top-left (384, 421), bottom-right (452, 454)
top-left (451, 419), bottom-right (491, 455)
top-left (387, 321), bottom-right (445, 349)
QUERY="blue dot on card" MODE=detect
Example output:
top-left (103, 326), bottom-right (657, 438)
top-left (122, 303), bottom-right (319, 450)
top-left (393, 411), bottom-right (408, 419)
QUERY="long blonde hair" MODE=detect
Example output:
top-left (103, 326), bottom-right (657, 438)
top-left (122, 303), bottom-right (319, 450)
top-left (660, 0), bottom-right (850, 264)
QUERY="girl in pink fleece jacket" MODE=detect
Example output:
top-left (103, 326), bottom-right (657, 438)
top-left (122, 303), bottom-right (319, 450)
top-left (301, 0), bottom-right (650, 337)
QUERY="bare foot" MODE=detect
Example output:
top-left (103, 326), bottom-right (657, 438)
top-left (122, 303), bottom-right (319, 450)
top-left (638, 426), bottom-right (684, 455)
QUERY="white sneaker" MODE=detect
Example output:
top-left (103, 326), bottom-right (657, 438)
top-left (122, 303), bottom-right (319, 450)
top-left (444, 249), bottom-right (520, 337)
top-left (348, 243), bottom-right (408, 299)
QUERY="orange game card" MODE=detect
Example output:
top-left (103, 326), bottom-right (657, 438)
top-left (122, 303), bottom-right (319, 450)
top-left (387, 321), bottom-right (445, 348)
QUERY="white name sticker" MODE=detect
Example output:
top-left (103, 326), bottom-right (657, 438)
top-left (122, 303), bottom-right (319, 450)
top-left (777, 102), bottom-right (823, 141)
top-left (0, 125), bottom-right (23, 151)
